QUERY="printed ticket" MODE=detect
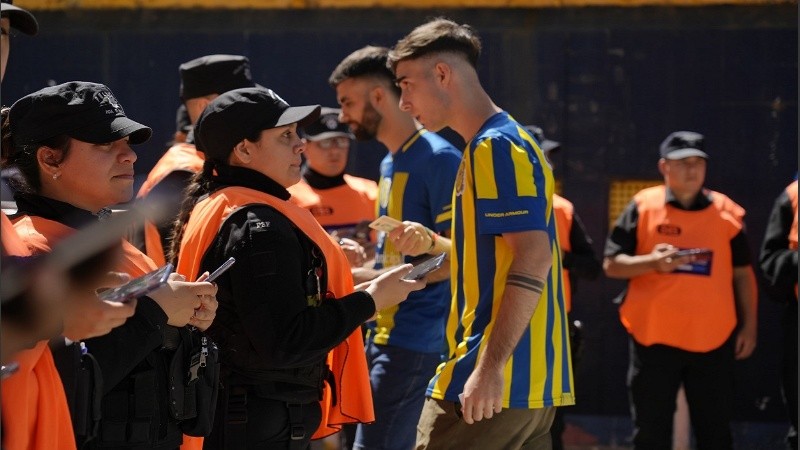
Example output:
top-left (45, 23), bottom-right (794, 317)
top-left (368, 215), bottom-right (404, 232)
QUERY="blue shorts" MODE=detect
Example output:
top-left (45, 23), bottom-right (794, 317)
top-left (354, 340), bottom-right (442, 450)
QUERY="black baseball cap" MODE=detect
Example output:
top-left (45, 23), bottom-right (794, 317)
top-left (524, 125), bottom-right (561, 153)
top-left (194, 87), bottom-right (320, 162)
top-left (301, 107), bottom-right (352, 141)
top-left (179, 54), bottom-right (257, 101)
top-left (1, 0), bottom-right (38, 36)
top-left (659, 131), bottom-right (708, 160)
top-left (9, 81), bottom-right (152, 153)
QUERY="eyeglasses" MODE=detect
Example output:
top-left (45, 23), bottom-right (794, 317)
top-left (316, 137), bottom-right (350, 149)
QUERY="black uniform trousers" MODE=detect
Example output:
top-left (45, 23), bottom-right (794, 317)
top-left (628, 334), bottom-right (735, 450)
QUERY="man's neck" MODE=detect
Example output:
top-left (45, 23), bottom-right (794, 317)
top-left (671, 188), bottom-right (702, 209)
top-left (449, 89), bottom-right (501, 144)
top-left (377, 108), bottom-right (420, 154)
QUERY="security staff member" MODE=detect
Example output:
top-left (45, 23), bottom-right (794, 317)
top-left (170, 87), bottom-right (425, 449)
top-left (604, 131), bottom-right (757, 450)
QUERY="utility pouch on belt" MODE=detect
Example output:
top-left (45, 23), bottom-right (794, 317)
top-left (49, 338), bottom-right (103, 446)
top-left (167, 325), bottom-right (221, 436)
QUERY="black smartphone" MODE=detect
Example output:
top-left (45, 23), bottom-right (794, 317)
top-left (97, 263), bottom-right (173, 303)
top-left (402, 253), bottom-right (446, 281)
top-left (205, 257), bottom-right (236, 282)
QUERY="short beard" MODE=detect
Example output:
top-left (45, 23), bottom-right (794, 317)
top-left (353, 102), bottom-right (381, 141)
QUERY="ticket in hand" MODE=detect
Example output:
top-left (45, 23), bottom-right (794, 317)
top-left (368, 215), bottom-right (404, 232)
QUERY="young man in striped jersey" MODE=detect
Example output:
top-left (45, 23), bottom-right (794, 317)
top-left (389, 18), bottom-right (575, 449)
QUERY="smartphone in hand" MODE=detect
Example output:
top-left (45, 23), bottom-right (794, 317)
top-left (97, 263), bottom-right (173, 303)
top-left (204, 257), bottom-right (236, 282)
top-left (402, 253), bottom-right (446, 281)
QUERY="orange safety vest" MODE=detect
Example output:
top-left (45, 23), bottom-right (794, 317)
top-left (552, 194), bottom-right (574, 312)
top-left (287, 175), bottom-right (378, 230)
top-left (786, 180), bottom-right (798, 298)
top-left (621, 186), bottom-right (744, 352)
top-left (136, 143), bottom-right (206, 266)
top-left (1, 341), bottom-right (76, 450)
top-left (176, 186), bottom-right (375, 438)
top-left (11, 214), bottom-right (203, 450)
top-left (2, 214), bottom-right (75, 450)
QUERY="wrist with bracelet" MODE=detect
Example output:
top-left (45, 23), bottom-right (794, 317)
top-left (425, 227), bottom-right (437, 253)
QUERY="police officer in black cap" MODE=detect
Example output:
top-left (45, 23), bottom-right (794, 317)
top-left (4, 80), bottom-right (219, 449)
top-left (1, 0), bottom-right (37, 81)
top-left (137, 54), bottom-right (258, 267)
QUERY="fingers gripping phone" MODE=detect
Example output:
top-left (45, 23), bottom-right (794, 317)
top-left (402, 253), bottom-right (446, 281)
top-left (97, 263), bottom-right (173, 303)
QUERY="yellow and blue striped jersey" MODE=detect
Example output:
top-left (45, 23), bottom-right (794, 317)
top-left (369, 129), bottom-right (462, 354)
top-left (426, 112), bottom-right (575, 408)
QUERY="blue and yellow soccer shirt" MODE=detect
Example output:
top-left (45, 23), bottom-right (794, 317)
top-left (369, 129), bottom-right (462, 354)
top-left (426, 112), bottom-right (575, 409)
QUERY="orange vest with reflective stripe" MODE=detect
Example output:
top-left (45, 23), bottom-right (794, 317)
top-left (136, 143), bottom-right (206, 266)
top-left (621, 186), bottom-right (744, 352)
top-left (1, 341), bottom-right (76, 450)
top-left (786, 180), bottom-right (798, 298)
top-left (553, 194), bottom-right (574, 312)
top-left (176, 186), bottom-right (374, 438)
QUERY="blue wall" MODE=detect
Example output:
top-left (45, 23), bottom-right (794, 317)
top-left (2, 5), bottom-right (797, 423)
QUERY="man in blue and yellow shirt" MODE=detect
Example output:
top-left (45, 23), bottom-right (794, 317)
top-left (389, 19), bottom-right (575, 449)
top-left (330, 45), bottom-right (462, 450)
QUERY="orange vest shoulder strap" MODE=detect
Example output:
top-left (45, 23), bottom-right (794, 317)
top-left (2, 212), bottom-right (31, 257)
top-left (137, 143), bottom-right (205, 199)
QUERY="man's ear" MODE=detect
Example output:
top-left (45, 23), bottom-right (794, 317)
top-left (657, 158), bottom-right (668, 177)
top-left (369, 85), bottom-right (383, 106)
top-left (433, 61), bottom-right (452, 86)
top-left (36, 146), bottom-right (63, 178)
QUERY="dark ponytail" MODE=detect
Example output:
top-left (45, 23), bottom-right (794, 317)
top-left (1, 106), bottom-right (71, 194)
top-left (167, 159), bottom-right (217, 265)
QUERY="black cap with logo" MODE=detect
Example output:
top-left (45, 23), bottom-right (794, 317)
top-left (9, 81), bottom-right (152, 154)
top-left (524, 125), bottom-right (561, 153)
top-left (659, 131), bottom-right (708, 160)
top-left (301, 107), bottom-right (352, 142)
top-left (194, 87), bottom-right (320, 162)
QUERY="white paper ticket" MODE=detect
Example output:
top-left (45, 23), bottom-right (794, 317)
top-left (368, 215), bottom-right (404, 232)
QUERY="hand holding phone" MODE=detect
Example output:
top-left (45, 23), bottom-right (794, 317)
top-left (402, 253), bottom-right (446, 281)
top-left (97, 264), bottom-right (173, 303)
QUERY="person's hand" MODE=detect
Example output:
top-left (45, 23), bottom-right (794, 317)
top-left (338, 237), bottom-right (368, 268)
top-left (388, 221), bottom-right (434, 256)
top-left (63, 272), bottom-right (138, 341)
top-left (735, 325), bottom-right (757, 360)
top-left (149, 273), bottom-right (217, 327)
top-left (188, 271), bottom-right (219, 332)
top-left (459, 365), bottom-right (505, 424)
top-left (650, 244), bottom-right (691, 273)
top-left (363, 264), bottom-right (426, 319)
